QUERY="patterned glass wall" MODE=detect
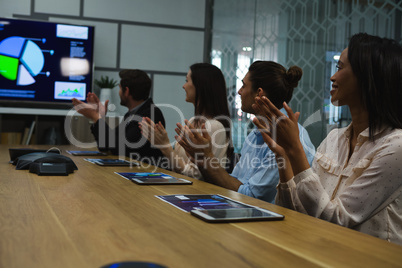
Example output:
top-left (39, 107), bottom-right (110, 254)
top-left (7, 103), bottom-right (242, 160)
top-left (211, 0), bottom-right (402, 152)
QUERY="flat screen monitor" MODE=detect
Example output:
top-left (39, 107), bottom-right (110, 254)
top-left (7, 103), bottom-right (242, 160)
top-left (0, 17), bottom-right (95, 109)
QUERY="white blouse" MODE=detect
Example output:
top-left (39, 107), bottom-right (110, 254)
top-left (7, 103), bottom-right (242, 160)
top-left (174, 118), bottom-right (229, 180)
top-left (276, 124), bottom-right (402, 245)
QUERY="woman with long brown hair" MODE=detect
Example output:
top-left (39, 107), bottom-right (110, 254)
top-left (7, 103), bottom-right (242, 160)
top-left (140, 63), bottom-right (231, 179)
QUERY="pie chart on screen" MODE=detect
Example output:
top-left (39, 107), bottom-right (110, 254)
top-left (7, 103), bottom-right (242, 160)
top-left (0, 36), bottom-right (44, 86)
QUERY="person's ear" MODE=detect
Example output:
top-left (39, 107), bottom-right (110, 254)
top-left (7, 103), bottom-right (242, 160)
top-left (124, 87), bottom-right (130, 97)
top-left (257, 88), bottom-right (265, 97)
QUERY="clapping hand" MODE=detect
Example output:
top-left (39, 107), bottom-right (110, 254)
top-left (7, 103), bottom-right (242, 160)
top-left (87, 92), bottom-right (108, 118)
top-left (252, 96), bottom-right (305, 181)
top-left (175, 120), bottom-right (214, 166)
top-left (72, 92), bottom-right (108, 122)
top-left (139, 117), bottom-right (171, 150)
top-left (252, 96), bottom-right (300, 157)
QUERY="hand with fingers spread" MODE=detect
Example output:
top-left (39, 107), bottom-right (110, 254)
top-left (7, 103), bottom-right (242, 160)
top-left (175, 119), bottom-right (242, 191)
top-left (252, 96), bottom-right (301, 155)
top-left (252, 114), bottom-right (294, 182)
top-left (140, 117), bottom-right (218, 177)
top-left (139, 117), bottom-right (172, 152)
top-left (87, 92), bottom-right (109, 118)
top-left (174, 120), bottom-right (214, 166)
top-left (72, 92), bottom-right (106, 122)
top-left (252, 112), bottom-right (286, 159)
top-left (252, 96), bottom-right (312, 182)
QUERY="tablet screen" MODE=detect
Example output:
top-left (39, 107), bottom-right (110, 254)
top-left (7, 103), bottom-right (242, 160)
top-left (190, 208), bottom-right (284, 222)
top-left (67, 150), bottom-right (107, 156)
top-left (94, 159), bottom-right (137, 166)
top-left (132, 177), bottom-right (192, 184)
top-left (116, 172), bottom-right (192, 185)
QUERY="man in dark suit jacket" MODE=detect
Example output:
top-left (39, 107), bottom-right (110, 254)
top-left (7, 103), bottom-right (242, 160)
top-left (72, 69), bottom-right (166, 166)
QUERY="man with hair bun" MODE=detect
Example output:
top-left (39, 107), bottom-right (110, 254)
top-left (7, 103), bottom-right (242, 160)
top-left (176, 61), bottom-right (315, 203)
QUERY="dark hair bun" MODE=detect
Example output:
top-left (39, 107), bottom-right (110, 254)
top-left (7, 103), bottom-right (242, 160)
top-left (286, 66), bottom-right (303, 88)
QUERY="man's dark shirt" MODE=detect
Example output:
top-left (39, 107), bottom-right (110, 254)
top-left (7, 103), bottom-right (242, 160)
top-left (91, 98), bottom-right (166, 165)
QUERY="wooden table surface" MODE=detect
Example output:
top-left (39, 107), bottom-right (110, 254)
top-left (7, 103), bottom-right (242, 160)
top-left (1, 145), bottom-right (401, 268)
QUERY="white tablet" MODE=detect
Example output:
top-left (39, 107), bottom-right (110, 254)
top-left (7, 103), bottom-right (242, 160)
top-left (190, 208), bottom-right (284, 223)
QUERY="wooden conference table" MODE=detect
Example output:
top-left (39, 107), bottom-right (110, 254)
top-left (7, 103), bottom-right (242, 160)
top-left (1, 145), bottom-right (401, 268)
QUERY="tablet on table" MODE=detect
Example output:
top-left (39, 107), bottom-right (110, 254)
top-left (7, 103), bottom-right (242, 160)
top-left (94, 159), bottom-right (138, 166)
top-left (190, 207), bottom-right (284, 222)
top-left (116, 172), bottom-right (193, 185)
top-left (67, 150), bottom-right (107, 156)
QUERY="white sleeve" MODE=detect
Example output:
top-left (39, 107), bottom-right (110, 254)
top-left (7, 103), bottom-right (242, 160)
top-left (277, 132), bottom-right (402, 228)
top-left (206, 119), bottom-right (229, 161)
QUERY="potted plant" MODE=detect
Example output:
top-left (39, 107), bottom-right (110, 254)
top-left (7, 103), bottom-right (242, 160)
top-left (94, 75), bottom-right (119, 104)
